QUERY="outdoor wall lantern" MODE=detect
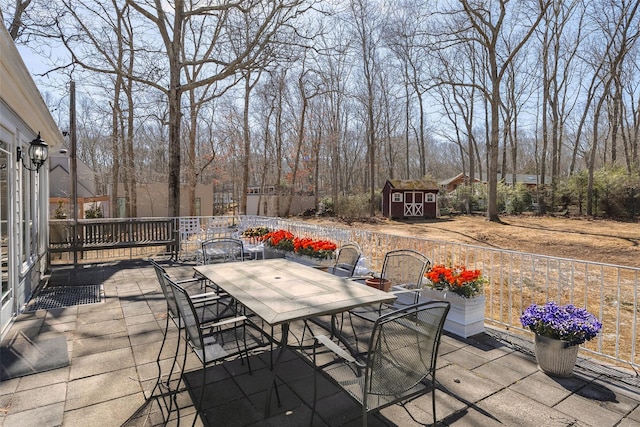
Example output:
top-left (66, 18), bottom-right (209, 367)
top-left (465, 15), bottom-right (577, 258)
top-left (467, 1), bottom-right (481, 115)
top-left (17, 132), bottom-right (49, 173)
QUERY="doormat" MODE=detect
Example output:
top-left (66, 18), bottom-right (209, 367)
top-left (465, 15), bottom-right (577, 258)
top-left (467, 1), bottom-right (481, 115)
top-left (24, 284), bottom-right (104, 312)
top-left (0, 335), bottom-right (70, 380)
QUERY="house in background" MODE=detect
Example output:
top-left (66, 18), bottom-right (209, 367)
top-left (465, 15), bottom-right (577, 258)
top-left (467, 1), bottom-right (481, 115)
top-left (246, 186), bottom-right (315, 216)
top-left (440, 172), bottom-right (549, 193)
top-left (382, 179), bottom-right (440, 219)
top-left (498, 173), bottom-right (549, 190)
top-left (1, 24), bottom-right (63, 336)
top-left (116, 182), bottom-right (217, 217)
top-left (49, 153), bottom-right (109, 218)
top-left (439, 173), bottom-right (483, 193)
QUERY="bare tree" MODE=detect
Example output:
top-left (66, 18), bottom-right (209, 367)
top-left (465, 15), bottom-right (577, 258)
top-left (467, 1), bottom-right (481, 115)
top-left (452, 0), bottom-right (550, 221)
top-left (385, 0), bottom-right (433, 178)
top-left (312, 25), bottom-right (354, 206)
top-left (434, 39), bottom-right (483, 193)
top-left (537, 0), bottom-right (583, 213)
top-left (125, 0), bottom-right (313, 217)
top-left (349, 0), bottom-right (383, 215)
top-left (5, 0), bottom-right (31, 39)
top-left (583, 0), bottom-right (639, 216)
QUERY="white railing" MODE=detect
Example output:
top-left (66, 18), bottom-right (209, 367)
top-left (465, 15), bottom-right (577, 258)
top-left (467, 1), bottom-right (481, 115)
top-left (56, 215), bottom-right (637, 368)
top-left (231, 215), bottom-right (639, 369)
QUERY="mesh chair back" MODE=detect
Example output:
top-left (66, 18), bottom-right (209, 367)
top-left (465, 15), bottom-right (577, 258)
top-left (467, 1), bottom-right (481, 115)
top-left (149, 259), bottom-right (180, 319)
top-left (332, 242), bottom-right (362, 277)
top-left (202, 238), bottom-right (244, 264)
top-left (380, 249), bottom-right (430, 289)
top-left (169, 279), bottom-right (205, 351)
top-left (366, 301), bottom-right (449, 396)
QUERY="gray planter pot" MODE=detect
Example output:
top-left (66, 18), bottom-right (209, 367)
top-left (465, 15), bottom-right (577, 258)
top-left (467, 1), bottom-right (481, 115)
top-left (534, 334), bottom-right (579, 377)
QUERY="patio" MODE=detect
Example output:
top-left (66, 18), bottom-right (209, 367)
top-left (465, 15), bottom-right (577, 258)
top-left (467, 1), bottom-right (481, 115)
top-left (1, 259), bottom-right (639, 427)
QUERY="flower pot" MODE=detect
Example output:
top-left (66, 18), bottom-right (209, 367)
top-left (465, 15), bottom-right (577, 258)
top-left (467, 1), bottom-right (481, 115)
top-left (365, 278), bottom-right (392, 292)
top-left (534, 334), bottom-right (579, 377)
top-left (421, 288), bottom-right (485, 338)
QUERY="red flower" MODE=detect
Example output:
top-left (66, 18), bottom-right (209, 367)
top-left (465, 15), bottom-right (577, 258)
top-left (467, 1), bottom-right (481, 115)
top-left (425, 264), bottom-right (484, 298)
top-left (292, 237), bottom-right (337, 259)
top-left (261, 230), bottom-right (336, 259)
top-left (261, 230), bottom-right (294, 250)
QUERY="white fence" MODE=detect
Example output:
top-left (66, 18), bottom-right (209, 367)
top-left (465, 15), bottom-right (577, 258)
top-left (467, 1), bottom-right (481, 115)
top-left (86, 214), bottom-right (634, 369)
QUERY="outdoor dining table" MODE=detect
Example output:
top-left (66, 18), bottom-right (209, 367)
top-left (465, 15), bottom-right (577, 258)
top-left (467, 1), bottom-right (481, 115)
top-left (193, 258), bottom-right (396, 416)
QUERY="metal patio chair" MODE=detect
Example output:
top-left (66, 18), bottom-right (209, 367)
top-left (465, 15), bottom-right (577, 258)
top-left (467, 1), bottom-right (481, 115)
top-left (303, 242), bottom-right (363, 338)
top-left (200, 237), bottom-right (245, 264)
top-left (327, 242), bottom-right (362, 278)
top-left (350, 249), bottom-right (431, 321)
top-left (195, 237), bottom-right (246, 291)
top-left (149, 259), bottom-right (237, 417)
top-left (169, 278), bottom-right (268, 426)
top-left (311, 301), bottom-right (450, 427)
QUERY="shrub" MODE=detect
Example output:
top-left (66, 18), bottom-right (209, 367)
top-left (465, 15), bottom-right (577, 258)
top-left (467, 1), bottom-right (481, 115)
top-left (449, 185), bottom-right (482, 213)
top-left (334, 193), bottom-right (377, 218)
top-left (84, 203), bottom-right (103, 219)
top-left (54, 201), bottom-right (67, 219)
top-left (506, 183), bottom-right (533, 215)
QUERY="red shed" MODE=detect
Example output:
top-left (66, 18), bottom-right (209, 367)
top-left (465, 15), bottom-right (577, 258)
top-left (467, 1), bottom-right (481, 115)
top-left (382, 179), bottom-right (439, 219)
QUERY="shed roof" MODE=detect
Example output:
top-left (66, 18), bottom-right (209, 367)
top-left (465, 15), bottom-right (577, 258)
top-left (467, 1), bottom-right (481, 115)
top-left (386, 179), bottom-right (439, 191)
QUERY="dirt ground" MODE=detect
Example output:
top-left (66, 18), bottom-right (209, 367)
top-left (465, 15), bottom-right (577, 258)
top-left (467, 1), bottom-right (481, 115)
top-left (305, 214), bottom-right (640, 269)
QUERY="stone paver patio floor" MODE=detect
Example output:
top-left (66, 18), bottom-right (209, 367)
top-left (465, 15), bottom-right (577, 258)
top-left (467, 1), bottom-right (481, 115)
top-left (1, 260), bottom-right (639, 426)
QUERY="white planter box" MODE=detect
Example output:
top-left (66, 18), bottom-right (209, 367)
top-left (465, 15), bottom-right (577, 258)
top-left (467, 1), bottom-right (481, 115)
top-left (284, 252), bottom-right (335, 268)
top-left (420, 288), bottom-right (486, 338)
top-left (391, 285), bottom-right (423, 307)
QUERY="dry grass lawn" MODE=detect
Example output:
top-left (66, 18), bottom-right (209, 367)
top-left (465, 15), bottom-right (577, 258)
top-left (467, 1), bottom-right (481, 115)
top-left (307, 214), bottom-right (640, 268)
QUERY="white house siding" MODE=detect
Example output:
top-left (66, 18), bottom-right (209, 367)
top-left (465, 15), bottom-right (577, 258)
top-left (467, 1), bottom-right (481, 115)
top-left (0, 25), bottom-right (63, 337)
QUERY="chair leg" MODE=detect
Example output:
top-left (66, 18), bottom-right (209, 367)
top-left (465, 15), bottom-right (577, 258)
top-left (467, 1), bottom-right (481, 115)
top-left (153, 312), bottom-right (187, 423)
top-left (153, 314), bottom-right (171, 392)
top-left (311, 353), bottom-right (318, 426)
top-left (160, 314), bottom-right (184, 392)
top-left (169, 325), bottom-right (190, 422)
top-left (193, 361), bottom-right (207, 427)
top-left (155, 319), bottom-right (186, 424)
top-left (431, 376), bottom-right (437, 426)
top-left (164, 321), bottom-right (182, 391)
top-left (150, 313), bottom-right (171, 423)
top-left (347, 312), bottom-right (363, 352)
top-left (236, 322), bottom-right (253, 375)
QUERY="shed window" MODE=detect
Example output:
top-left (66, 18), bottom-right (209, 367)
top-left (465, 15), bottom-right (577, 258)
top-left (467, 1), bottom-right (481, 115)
top-left (392, 193), bottom-right (403, 203)
top-left (426, 193), bottom-right (435, 202)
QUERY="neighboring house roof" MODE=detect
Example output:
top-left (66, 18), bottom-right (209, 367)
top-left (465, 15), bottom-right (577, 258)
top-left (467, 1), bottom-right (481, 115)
top-left (498, 174), bottom-right (549, 184)
top-left (49, 154), bottom-right (97, 198)
top-left (386, 179), bottom-right (439, 191)
top-left (438, 173), bottom-right (483, 186)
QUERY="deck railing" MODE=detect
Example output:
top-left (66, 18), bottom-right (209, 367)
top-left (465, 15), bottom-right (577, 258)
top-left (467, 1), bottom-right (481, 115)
top-left (48, 215), bottom-right (639, 368)
top-left (49, 218), bottom-right (179, 260)
top-left (239, 215), bottom-right (639, 369)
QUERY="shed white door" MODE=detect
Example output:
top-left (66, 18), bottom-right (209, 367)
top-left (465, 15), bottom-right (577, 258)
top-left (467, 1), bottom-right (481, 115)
top-left (404, 192), bottom-right (423, 216)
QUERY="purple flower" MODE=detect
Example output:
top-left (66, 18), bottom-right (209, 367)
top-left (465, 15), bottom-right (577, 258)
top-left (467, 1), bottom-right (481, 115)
top-left (520, 301), bottom-right (602, 345)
